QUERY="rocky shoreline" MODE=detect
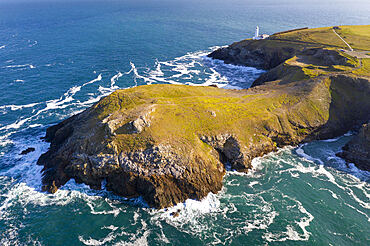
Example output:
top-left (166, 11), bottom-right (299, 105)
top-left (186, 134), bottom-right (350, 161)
top-left (37, 26), bottom-right (370, 208)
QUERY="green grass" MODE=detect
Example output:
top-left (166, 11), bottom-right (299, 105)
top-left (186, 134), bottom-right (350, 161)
top-left (235, 26), bottom-right (369, 84)
top-left (335, 25), bottom-right (370, 50)
top-left (89, 83), bottom-right (333, 154)
top-left (353, 58), bottom-right (370, 76)
top-left (270, 27), bottom-right (347, 48)
top-left (270, 25), bottom-right (370, 51)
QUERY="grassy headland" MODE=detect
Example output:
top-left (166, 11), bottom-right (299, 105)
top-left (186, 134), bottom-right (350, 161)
top-left (38, 25), bottom-right (370, 208)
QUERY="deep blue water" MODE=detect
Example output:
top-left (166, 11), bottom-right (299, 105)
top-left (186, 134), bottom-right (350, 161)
top-left (0, 0), bottom-right (369, 245)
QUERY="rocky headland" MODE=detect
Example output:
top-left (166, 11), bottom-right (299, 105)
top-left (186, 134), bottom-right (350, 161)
top-left (37, 25), bottom-right (370, 208)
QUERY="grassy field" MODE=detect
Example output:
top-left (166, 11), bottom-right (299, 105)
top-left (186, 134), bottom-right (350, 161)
top-left (271, 25), bottom-right (370, 51)
top-left (92, 82), bottom-right (322, 154)
top-left (335, 25), bottom-right (370, 50)
top-left (271, 27), bottom-right (347, 48)
top-left (267, 25), bottom-right (370, 77)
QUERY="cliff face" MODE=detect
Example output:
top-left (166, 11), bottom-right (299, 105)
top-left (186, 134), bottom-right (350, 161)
top-left (208, 39), bottom-right (304, 70)
top-left (38, 26), bottom-right (370, 208)
top-left (337, 122), bottom-right (370, 171)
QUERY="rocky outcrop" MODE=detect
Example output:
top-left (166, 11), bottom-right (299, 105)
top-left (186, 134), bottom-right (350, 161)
top-left (337, 122), bottom-right (370, 171)
top-left (199, 134), bottom-right (276, 172)
top-left (37, 91), bottom-right (226, 208)
top-left (208, 39), bottom-right (302, 70)
top-left (20, 147), bottom-right (35, 155)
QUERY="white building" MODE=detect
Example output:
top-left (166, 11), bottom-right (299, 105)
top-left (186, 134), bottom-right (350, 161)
top-left (255, 26), bottom-right (259, 39)
top-left (253, 26), bottom-right (269, 40)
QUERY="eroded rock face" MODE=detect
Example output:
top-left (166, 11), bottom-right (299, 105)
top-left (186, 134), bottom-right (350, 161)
top-left (199, 134), bottom-right (276, 172)
top-left (337, 122), bottom-right (370, 171)
top-left (103, 105), bottom-right (155, 136)
top-left (208, 43), bottom-right (295, 70)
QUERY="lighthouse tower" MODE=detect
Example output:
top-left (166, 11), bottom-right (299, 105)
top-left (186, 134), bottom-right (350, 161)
top-left (253, 26), bottom-right (269, 40)
top-left (254, 26), bottom-right (259, 39)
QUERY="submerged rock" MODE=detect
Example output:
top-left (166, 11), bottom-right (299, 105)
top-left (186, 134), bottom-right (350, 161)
top-left (20, 147), bottom-right (35, 155)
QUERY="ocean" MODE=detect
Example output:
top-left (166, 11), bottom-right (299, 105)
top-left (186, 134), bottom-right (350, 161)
top-left (0, 0), bottom-right (369, 245)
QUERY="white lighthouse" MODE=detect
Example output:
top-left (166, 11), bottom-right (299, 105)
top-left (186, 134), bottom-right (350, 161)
top-left (253, 26), bottom-right (269, 40)
top-left (254, 26), bottom-right (259, 39)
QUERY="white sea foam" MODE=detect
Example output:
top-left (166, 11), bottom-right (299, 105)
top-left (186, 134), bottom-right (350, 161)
top-left (295, 144), bottom-right (324, 165)
top-left (0, 132), bottom-right (14, 146)
top-left (127, 62), bottom-right (159, 85)
top-left (83, 73), bottom-right (103, 86)
top-left (319, 188), bottom-right (339, 199)
top-left (148, 191), bottom-right (222, 235)
top-left (0, 45), bottom-right (5, 49)
top-left (263, 195), bottom-right (314, 242)
top-left (123, 46), bottom-right (264, 89)
top-left (78, 220), bottom-right (150, 246)
top-left (113, 230), bottom-right (150, 246)
top-left (78, 232), bottom-right (117, 246)
top-left (149, 60), bottom-right (164, 77)
top-left (321, 137), bottom-right (341, 142)
top-left (28, 124), bottom-right (42, 128)
top-left (86, 196), bottom-right (123, 217)
top-left (343, 131), bottom-right (353, 137)
top-left (279, 142), bottom-right (370, 222)
top-left (4, 64), bottom-right (36, 69)
top-left (28, 40), bottom-right (38, 47)
top-left (110, 72), bottom-right (123, 89)
top-left (157, 192), bottom-right (221, 219)
top-left (0, 101), bottom-right (38, 113)
top-left (0, 73), bottom-right (106, 131)
top-left (248, 181), bottom-right (259, 188)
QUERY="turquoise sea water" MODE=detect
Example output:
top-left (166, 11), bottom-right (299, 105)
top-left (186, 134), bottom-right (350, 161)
top-left (0, 0), bottom-right (369, 245)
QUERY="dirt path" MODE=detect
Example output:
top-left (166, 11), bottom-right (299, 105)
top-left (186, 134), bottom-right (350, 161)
top-left (332, 28), bottom-right (353, 51)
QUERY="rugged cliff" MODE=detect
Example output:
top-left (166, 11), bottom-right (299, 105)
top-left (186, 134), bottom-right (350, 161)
top-left (38, 25), bottom-right (370, 208)
top-left (337, 122), bottom-right (370, 171)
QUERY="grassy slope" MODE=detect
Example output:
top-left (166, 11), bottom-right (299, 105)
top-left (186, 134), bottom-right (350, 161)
top-left (269, 25), bottom-right (370, 77)
top-left (353, 58), bottom-right (370, 76)
top-left (271, 25), bottom-right (370, 50)
top-left (92, 81), bottom-right (327, 159)
top-left (336, 25), bottom-right (370, 50)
